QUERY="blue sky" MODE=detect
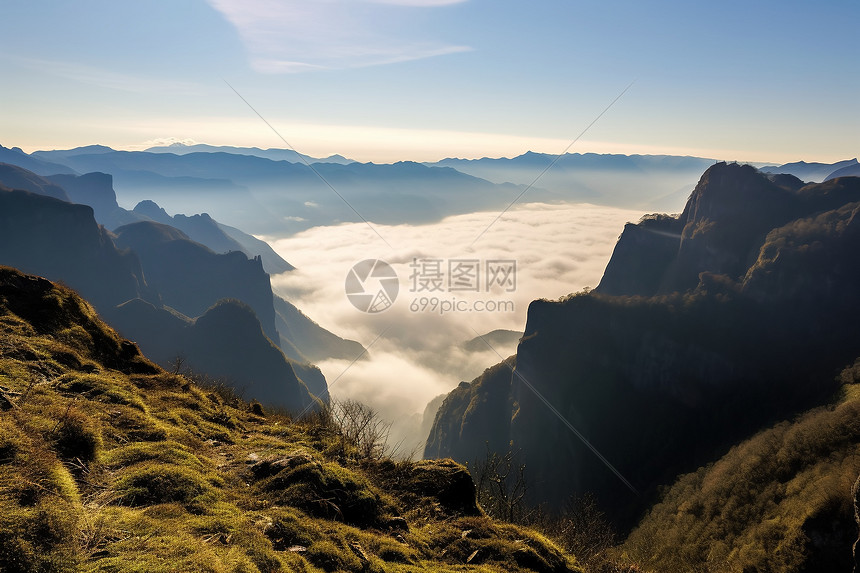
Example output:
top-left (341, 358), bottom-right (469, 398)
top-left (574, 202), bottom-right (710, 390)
top-left (1, 0), bottom-right (857, 163)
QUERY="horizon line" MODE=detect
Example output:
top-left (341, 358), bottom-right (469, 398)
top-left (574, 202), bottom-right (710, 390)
top-left (9, 140), bottom-right (856, 168)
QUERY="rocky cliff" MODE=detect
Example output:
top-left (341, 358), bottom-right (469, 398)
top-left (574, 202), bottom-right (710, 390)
top-left (427, 163), bottom-right (860, 529)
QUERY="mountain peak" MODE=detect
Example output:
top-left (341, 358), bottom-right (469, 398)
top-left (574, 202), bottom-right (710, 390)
top-left (680, 162), bottom-right (789, 227)
top-left (114, 220), bottom-right (192, 245)
top-left (132, 199), bottom-right (171, 222)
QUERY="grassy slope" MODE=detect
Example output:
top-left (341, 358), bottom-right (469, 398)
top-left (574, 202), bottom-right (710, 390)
top-left (622, 360), bottom-right (860, 572)
top-left (0, 266), bottom-right (580, 573)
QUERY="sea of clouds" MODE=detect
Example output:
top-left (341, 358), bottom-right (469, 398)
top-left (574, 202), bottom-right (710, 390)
top-left (265, 201), bottom-right (646, 456)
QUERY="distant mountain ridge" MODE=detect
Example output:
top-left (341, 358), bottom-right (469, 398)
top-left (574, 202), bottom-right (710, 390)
top-left (142, 142), bottom-right (354, 165)
top-left (0, 144), bottom-right (75, 175)
top-left (26, 148), bottom-right (532, 233)
top-left (13, 143), bottom-right (815, 234)
top-left (112, 220), bottom-right (280, 343)
top-left (430, 152), bottom-right (718, 211)
top-left (0, 162), bottom-right (70, 201)
top-left (827, 161), bottom-right (860, 179)
top-left (760, 158), bottom-right (858, 182)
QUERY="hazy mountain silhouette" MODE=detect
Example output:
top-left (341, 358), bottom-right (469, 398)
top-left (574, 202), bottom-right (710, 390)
top-left (0, 163), bottom-right (356, 368)
top-left (0, 188), bottom-right (151, 310)
top-left (33, 143), bottom-right (116, 160)
top-left (131, 200), bottom-right (294, 275)
top-left (23, 146), bottom-right (750, 233)
top-left (143, 142), bottom-right (354, 165)
top-left (109, 297), bottom-right (319, 410)
top-left (431, 152), bottom-right (717, 211)
top-left (131, 200), bottom-right (244, 252)
top-left (273, 295), bottom-right (365, 363)
top-left (0, 144), bottom-right (75, 175)
top-left (760, 158), bottom-right (857, 182)
top-left (112, 221), bottom-right (279, 343)
top-left (826, 161), bottom-right (860, 180)
top-left (0, 186), bottom-right (326, 411)
top-left (217, 222), bottom-right (294, 275)
top-left (0, 159), bottom-right (293, 276)
top-left (47, 171), bottom-right (144, 229)
top-left (98, 167), bottom-right (283, 232)
top-left (427, 164), bottom-right (860, 530)
top-left (110, 215), bottom-right (356, 374)
top-left (462, 329), bottom-right (522, 353)
top-left (0, 162), bottom-right (70, 201)
top-left (27, 149), bottom-right (531, 233)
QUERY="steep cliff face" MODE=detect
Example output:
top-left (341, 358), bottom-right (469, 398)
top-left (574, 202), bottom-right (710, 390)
top-left (113, 221), bottom-right (279, 342)
top-left (595, 214), bottom-right (682, 296)
top-left (47, 171), bottom-right (143, 230)
top-left (427, 163), bottom-right (860, 528)
top-left (0, 188), bottom-right (152, 310)
top-left (424, 357), bottom-right (516, 463)
top-left (667, 164), bottom-right (801, 291)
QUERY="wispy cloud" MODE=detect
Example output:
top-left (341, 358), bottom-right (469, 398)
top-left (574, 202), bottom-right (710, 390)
top-left (141, 137), bottom-right (200, 148)
top-left (4, 55), bottom-right (202, 94)
top-left (207, 0), bottom-right (471, 72)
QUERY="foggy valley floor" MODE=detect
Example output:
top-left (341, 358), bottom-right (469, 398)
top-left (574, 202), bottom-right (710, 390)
top-left (263, 202), bottom-right (645, 454)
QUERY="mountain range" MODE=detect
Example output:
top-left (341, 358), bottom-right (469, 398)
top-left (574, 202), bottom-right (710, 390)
top-left (760, 158), bottom-right (858, 182)
top-left (8, 143), bottom-right (856, 236)
top-left (0, 161), bottom-right (292, 274)
top-left (430, 152), bottom-right (718, 211)
top-left (142, 142), bottom-right (354, 164)
top-left (0, 163), bottom-right (366, 411)
top-left (27, 147), bottom-right (534, 234)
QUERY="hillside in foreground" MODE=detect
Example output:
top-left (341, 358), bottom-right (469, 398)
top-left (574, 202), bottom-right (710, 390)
top-left (0, 266), bottom-right (580, 573)
top-left (622, 359), bottom-right (860, 571)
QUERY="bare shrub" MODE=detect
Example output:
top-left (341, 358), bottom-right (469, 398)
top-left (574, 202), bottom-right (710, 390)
top-left (470, 447), bottom-right (531, 523)
top-left (331, 399), bottom-right (392, 461)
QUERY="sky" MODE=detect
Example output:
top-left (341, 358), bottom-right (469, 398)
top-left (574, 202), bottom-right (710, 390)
top-left (1, 0), bottom-right (857, 163)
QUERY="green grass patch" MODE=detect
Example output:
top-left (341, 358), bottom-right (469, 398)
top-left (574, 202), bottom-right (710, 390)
top-left (114, 462), bottom-right (221, 508)
top-left (56, 372), bottom-right (146, 412)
